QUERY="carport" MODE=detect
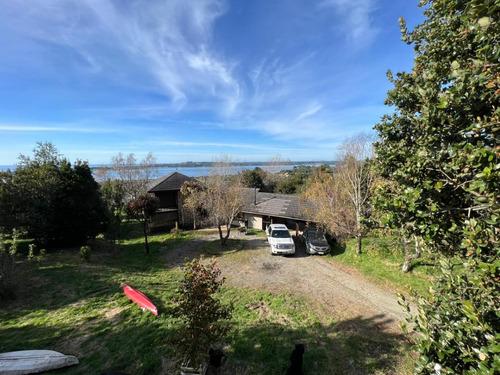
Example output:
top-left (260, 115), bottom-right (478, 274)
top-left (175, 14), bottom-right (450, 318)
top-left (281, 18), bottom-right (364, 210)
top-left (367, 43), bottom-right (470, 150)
top-left (239, 189), bottom-right (315, 233)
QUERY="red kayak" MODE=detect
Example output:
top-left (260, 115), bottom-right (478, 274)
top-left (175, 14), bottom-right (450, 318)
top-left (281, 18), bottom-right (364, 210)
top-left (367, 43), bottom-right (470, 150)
top-left (120, 283), bottom-right (158, 316)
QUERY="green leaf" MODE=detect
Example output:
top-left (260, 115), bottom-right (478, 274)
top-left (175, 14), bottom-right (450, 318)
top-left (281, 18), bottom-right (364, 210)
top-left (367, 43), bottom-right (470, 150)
top-left (478, 17), bottom-right (491, 28)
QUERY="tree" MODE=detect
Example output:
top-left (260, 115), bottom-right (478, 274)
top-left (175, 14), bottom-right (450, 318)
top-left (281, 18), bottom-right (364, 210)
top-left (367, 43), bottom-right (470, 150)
top-left (126, 194), bottom-right (159, 255)
top-left (100, 178), bottom-right (126, 247)
top-left (262, 154), bottom-right (290, 192)
top-left (375, 0), bottom-right (500, 373)
top-left (373, 179), bottom-right (424, 272)
top-left (336, 133), bottom-right (376, 254)
top-left (303, 169), bottom-right (357, 245)
top-left (204, 155), bottom-right (244, 245)
top-left (180, 180), bottom-right (206, 230)
top-left (303, 133), bottom-right (375, 253)
top-left (275, 166), bottom-right (311, 195)
top-left (98, 152), bottom-right (158, 201)
top-left (0, 229), bottom-right (20, 299)
top-left (240, 167), bottom-right (264, 190)
top-left (171, 256), bottom-right (233, 370)
top-left (1, 142), bottom-right (108, 246)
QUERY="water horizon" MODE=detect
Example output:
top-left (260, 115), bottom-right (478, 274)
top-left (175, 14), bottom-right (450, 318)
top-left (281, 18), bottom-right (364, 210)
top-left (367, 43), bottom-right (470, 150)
top-left (0, 162), bottom-right (330, 178)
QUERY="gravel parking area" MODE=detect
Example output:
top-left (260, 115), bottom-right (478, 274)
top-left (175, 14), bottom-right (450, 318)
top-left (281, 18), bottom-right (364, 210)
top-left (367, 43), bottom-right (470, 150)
top-left (165, 230), bottom-right (406, 334)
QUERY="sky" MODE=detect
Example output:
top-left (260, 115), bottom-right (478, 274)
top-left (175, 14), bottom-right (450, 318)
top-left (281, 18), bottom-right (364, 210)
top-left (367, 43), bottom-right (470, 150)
top-left (0, 0), bottom-right (425, 166)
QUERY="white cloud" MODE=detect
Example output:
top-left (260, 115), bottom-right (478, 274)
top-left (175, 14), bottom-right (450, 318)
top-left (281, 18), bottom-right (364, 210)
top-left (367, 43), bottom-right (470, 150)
top-left (0, 123), bottom-right (115, 133)
top-left (318, 0), bottom-right (379, 45)
top-left (147, 140), bottom-right (308, 152)
top-left (1, 0), bottom-right (239, 110)
top-left (294, 104), bottom-right (323, 122)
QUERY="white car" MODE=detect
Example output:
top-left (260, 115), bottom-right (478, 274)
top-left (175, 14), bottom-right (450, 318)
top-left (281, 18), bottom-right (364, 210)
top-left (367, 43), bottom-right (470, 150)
top-left (266, 224), bottom-right (295, 255)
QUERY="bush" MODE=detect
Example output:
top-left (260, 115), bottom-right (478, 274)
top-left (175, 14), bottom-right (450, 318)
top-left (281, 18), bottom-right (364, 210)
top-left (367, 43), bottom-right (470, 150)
top-left (171, 256), bottom-right (233, 369)
top-left (400, 257), bottom-right (500, 374)
top-left (80, 246), bottom-right (91, 262)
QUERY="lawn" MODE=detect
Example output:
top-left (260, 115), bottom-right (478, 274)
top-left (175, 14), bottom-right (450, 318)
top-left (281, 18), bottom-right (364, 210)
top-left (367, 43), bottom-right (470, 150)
top-left (327, 235), bottom-right (437, 296)
top-left (0, 224), bottom-right (415, 374)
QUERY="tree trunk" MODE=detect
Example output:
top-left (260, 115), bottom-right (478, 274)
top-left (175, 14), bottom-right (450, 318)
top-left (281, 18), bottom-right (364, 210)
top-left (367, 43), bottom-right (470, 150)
top-left (218, 225), bottom-right (225, 245)
top-left (402, 235), bottom-right (421, 273)
top-left (142, 222), bottom-right (149, 255)
top-left (356, 234), bottom-right (362, 255)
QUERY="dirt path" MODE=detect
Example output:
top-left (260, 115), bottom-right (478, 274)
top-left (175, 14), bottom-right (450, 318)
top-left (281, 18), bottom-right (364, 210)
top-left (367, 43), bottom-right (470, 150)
top-left (165, 231), bottom-right (406, 333)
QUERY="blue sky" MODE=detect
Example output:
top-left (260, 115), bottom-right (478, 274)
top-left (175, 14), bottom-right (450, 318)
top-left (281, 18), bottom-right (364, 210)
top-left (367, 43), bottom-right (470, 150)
top-left (0, 0), bottom-right (424, 165)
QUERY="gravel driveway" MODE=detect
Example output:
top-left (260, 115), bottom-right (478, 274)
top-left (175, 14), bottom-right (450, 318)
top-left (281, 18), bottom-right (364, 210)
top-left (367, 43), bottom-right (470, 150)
top-left (166, 231), bottom-right (406, 334)
top-left (219, 234), bottom-right (405, 333)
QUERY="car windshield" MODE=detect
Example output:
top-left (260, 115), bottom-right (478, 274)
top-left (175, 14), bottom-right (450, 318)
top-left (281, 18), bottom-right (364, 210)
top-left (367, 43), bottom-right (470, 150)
top-left (272, 230), bottom-right (291, 238)
top-left (309, 231), bottom-right (327, 242)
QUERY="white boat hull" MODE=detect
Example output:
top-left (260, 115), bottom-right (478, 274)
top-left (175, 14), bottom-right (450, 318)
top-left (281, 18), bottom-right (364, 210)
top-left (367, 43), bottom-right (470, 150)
top-left (0, 350), bottom-right (79, 374)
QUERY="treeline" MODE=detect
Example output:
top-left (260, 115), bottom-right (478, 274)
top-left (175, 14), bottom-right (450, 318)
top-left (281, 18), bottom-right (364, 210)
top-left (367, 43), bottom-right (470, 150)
top-left (92, 160), bottom-right (335, 170)
top-left (239, 164), bottom-right (333, 195)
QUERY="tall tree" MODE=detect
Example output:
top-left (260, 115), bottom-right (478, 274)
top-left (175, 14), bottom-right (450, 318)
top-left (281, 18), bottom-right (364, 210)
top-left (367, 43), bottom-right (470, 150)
top-left (180, 180), bottom-right (206, 230)
top-left (335, 133), bottom-right (376, 253)
top-left (98, 152), bottom-right (158, 200)
top-left (303, 133), bottom-right (375, 253)
top-left (126, 194), bottom-right (159, 255)
top-left (1, 142), bottom-right (107, 246)
top-left (204, 155), bottom-right (244, 245)
top-left (303, 170), bottom-right (357, 244)
top-left (375, 0), bottom-right (499, 373)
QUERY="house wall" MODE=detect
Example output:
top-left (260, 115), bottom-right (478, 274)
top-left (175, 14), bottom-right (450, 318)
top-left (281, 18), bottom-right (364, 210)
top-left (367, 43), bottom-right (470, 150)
top-left (243, 213), bottom-right (308, 232)
top-left (244, 213), bottom-right (263, 230)
top-left (150, 210), bottom-right (179, 230)
top-left (154, 191), bottom-right (177, 208)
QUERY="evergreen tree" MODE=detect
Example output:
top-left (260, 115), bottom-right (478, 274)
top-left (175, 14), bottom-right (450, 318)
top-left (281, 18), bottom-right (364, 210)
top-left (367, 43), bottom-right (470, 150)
top-left (375, 1), bottom-right (499, 373)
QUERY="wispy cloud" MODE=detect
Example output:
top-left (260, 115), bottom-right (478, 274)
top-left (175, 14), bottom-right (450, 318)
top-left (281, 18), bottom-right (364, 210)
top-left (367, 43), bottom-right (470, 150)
top-left (317, 0), bottom-right (379, 45)
top-left (294, 104), bottom-right (323, 122)
top-left (0, 123), bottom-right (116, 133)
top-left (148, 140), bottom-right (309, 152)
top-left (1, 0), bottom-right (239, 111)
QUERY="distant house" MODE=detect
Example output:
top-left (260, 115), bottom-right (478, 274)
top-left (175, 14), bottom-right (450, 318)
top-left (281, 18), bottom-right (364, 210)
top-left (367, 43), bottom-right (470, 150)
top-left (147, 172), bottom-right (192, 229)
top-left (239, 188), bottom-right (315, 232)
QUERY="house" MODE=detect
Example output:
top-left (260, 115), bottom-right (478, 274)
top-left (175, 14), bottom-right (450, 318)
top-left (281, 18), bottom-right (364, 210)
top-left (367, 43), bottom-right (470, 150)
top-left (146, 172), bottom-right (192, 229)
top-left (147, 173), bottom-right (316, 232)
top-left (239, 188), bottom-right (315, 232)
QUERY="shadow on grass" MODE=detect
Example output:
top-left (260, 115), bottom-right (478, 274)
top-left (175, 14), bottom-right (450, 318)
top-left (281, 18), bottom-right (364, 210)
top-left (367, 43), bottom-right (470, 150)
top-left (330, 242), bottom-right (347, 256)
top-left (226, 314), bottom-right (408, 375)
top-left (0, 308), bottom-right (178, 374)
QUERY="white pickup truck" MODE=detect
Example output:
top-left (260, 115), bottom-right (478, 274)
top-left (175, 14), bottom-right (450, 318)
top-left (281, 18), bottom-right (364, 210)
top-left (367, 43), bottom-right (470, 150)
top-left (265, 224), bottom-right (295, 255)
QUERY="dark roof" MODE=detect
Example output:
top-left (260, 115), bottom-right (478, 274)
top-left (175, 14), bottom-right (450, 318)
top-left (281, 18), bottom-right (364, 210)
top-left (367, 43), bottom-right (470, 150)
top-left (147, 172), bottom-right (192, 192)
top-left (240, 188), bottom-right (315, 221)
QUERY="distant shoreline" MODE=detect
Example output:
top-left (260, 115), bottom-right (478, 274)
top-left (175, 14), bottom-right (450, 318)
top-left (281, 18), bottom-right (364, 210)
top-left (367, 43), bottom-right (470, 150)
top-left (0, 161), bottom-right (335, 174)
top-left (90, 160), bottom-right (335, 170)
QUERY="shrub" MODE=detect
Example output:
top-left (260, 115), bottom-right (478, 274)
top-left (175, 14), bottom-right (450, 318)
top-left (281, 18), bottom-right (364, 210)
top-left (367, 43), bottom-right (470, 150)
top-left (0, 229), bottom-right (20, 300)
top-left (171, 256), bottom-right (233, 369)
top-left (80, 245), bottom-right (91, 262)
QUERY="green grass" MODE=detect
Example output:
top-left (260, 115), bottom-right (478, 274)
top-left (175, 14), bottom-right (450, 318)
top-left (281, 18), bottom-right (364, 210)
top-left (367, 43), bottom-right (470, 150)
top-left (327, 235), bottom-right (437, 296)
top-left (0, 224), bottom-right (414, 374)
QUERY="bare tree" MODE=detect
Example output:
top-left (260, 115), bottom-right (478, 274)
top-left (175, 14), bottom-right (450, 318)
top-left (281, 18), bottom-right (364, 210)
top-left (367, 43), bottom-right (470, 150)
top-left (263, 154), bottom-right (291, 192)
top-left (97, 152), bottom-right (158, 201)
top-left (180, 180), bottom-right (205, 230)
top-left (303, 133), bottom-right (376, 254)
top-left (204, 155), bottom-right (244, 245)
top-left (335, 133), bottom-right (376, 254)
top-left (303, 170), bottom-right (357, 244)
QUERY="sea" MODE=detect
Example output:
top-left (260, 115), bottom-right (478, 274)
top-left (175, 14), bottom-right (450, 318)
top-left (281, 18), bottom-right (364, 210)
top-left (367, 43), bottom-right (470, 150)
top-left (0, 163), bottom-right (325, 179)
